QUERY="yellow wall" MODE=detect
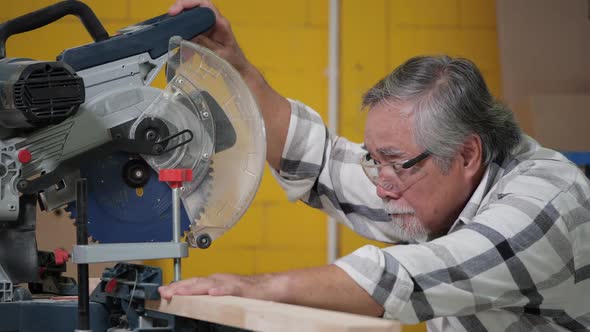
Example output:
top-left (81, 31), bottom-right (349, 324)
top-left (4, 1), bottom-right (500, 331)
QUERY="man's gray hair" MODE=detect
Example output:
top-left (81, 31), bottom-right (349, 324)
top-left (362, 55), bottom-right (521, 172)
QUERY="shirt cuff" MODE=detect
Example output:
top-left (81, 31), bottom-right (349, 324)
top-left (270, 99), bottom-right (327, 201)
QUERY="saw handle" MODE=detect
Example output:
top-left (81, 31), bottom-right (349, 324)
top-left (0, 0), bottom-right (109, 59)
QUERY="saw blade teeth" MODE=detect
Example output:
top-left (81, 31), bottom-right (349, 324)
top-left (191, 166), bottom-right (214, 222)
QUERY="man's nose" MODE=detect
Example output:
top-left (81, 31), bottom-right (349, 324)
top-left (376, 185), bottom-right (402, 200)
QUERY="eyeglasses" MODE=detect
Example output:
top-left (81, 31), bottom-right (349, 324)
top-left (360, 150), bottom-right (431, 193)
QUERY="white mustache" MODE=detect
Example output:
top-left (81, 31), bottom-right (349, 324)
top-left (383, 200), bottom-right (415, 215)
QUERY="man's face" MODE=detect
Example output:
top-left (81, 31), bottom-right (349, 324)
top-left (363, 101), bottom-right (473, 241)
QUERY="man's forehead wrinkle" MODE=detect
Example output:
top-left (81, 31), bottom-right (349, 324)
top-left (377, 147), bottom-right (406, 157)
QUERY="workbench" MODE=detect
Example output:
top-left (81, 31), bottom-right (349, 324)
top-left (147, 295), bottom-right (402, 332)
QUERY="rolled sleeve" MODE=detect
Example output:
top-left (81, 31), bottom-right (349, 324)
top-left (334, 245), bottom-right (416, 321)
top-left (270, 99), bottom-right (328, 202)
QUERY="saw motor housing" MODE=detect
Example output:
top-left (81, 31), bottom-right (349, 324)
top-left (0, 59), bottom-right (84, 130)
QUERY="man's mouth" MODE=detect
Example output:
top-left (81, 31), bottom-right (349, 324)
top-left (387, 208), bottom-right (415, 216)
top-left (388, 212), bottom-right (415, 219)
top-left (383, 200), bottom-right (415, 216)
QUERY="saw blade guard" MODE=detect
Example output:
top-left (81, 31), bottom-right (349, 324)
top-left (131, 39), bottom-right (266, 248)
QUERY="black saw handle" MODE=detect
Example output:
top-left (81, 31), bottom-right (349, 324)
top-left (0, 0), bottom-right (109, 59)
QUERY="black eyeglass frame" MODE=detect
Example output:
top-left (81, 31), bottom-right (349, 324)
top-left (400, 150), bottom-right (431, 169)
top-left (362, 150), bottom-right (431, 171)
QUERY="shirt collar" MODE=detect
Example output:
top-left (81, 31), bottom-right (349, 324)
top-left (448, 161), bottom-right (504, 233)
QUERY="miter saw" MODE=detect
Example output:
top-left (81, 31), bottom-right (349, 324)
top-left (0, 1), bottom-right (266, 331)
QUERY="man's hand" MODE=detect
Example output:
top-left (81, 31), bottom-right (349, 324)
top-left (168, 0), bottom-right (252, 75)
top-left (158, 273), bottom-right (283, 301)
top-left (158, 265), bottom-right (385, 317)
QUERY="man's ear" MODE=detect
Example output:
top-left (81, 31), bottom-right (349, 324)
top-left (460, 134), bottom-right (484, 178)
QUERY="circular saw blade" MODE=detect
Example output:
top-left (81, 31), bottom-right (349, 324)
top-left (66, 153), bottom-right (192, 243)
top-left (152, 40), bottom-right (267, 247)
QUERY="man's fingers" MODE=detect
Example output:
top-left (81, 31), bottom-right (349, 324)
top-left (168, 0), bottom-right (222, 18)
top-left (158, 277), bottom-right (219, 299)
top-left (169, 0), bottom-right (206, 11)
top-left (168, 0), bottom-right (202, 15)
top-left (193, 35), bottom-right (219, 51)
top-left (158, 278), bottom-right (199, 299)
top-left (167, 3), bottom-right (183, 15)
top-left (168, 0), bottom-right (235, 55)
top-left (158, 286), bottom-right (175, 300)
top-left (173, 284), bottom-right (210, 295)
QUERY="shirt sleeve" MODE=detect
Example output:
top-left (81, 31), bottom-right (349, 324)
top-left (334, 192), bottom-right (575, 323)
top-left (270, 99), bottom-right (404, 243)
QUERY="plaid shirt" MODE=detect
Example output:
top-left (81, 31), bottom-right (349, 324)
top-left (272, 100), bottom-right (590, 331)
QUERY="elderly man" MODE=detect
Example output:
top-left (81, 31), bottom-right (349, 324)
top-left (160, 1), bottom-right (590, 330)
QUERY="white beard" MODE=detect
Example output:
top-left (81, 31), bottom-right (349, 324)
top-left (383, 199), bottom-right (430, 242)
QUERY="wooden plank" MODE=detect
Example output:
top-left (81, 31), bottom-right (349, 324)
top-left (146, 295), bottom-right (401, 332)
